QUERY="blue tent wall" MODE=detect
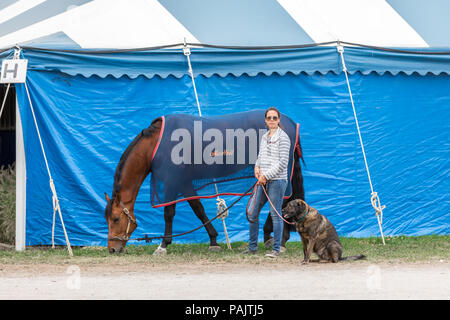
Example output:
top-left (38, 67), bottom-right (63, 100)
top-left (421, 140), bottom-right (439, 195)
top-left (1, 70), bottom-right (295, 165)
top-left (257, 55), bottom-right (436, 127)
top-left (7, 46), bottom-right (450, 246)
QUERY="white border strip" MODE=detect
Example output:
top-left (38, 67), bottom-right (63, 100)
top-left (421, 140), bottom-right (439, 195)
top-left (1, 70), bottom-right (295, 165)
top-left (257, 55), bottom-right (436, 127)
top-left (0, 0), bottom-right (46, 24)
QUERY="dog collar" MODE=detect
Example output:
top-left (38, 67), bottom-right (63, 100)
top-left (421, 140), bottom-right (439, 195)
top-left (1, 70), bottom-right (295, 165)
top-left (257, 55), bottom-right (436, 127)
top-left (296, 206), bottom-right (309, 223)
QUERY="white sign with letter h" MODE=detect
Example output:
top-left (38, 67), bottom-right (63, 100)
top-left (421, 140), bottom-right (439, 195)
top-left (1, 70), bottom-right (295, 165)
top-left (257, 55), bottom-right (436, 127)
top-left (1, 59), bottom-right (28, 83)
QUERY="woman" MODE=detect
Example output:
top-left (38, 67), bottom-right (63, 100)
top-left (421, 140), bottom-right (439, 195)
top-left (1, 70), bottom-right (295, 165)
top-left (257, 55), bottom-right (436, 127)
top-left (244, 107), bottom-right (291, 258)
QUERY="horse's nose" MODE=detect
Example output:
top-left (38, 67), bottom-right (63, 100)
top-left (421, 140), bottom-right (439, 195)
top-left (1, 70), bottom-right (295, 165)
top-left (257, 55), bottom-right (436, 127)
top-left (109, 246), bottom-right (123, 254)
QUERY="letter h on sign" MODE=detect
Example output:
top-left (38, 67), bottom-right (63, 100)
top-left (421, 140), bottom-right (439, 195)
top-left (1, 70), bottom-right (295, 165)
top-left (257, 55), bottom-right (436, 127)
top-left (1, 59), bottom-right (28, 83)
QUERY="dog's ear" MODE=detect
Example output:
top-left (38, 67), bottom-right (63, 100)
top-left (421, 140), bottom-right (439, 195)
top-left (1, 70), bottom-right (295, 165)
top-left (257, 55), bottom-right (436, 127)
top-left (296, 199), bottom-right (307, 211)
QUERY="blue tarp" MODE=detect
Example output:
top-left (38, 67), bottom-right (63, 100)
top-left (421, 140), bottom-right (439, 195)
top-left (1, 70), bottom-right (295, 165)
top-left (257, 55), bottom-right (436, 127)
top-left (6, 45), bottom-right (450, 245)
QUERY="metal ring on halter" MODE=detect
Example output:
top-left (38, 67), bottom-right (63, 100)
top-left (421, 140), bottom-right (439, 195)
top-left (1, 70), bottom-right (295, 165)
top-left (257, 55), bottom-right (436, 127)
top-left (108, 202), bottom-right (137, 241)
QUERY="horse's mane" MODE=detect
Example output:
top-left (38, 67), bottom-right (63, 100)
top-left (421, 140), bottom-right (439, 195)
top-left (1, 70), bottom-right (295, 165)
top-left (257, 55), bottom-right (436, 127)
top-left (105, 117), bottom-right (162, 220)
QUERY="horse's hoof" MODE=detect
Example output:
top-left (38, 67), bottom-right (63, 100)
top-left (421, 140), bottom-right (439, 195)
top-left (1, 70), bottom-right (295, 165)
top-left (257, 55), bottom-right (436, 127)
top-left (209, 245), bottom-right (221, 252)
top-left (153, 246), bottom-right (167, 255)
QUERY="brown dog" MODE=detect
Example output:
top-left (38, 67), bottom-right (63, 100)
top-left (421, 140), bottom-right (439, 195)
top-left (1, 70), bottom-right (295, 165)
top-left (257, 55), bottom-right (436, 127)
top-left (282, 199), bottom-right (366, 264)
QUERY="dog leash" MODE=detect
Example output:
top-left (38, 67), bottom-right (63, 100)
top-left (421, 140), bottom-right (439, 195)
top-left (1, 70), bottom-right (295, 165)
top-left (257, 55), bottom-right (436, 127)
top-left (246, 183), bottom-right (296, 225)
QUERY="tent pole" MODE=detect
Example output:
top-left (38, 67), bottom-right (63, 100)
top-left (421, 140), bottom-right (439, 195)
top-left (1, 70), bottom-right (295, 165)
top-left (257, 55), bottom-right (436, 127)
top-left (15, 95), bottom-right (26, 251)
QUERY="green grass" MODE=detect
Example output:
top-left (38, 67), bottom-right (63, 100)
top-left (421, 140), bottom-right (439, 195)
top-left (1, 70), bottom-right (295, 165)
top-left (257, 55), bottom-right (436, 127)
top-left (0, 235), bottom-right (448, 265)
top-left (0, 164), bottom-right (15, 244)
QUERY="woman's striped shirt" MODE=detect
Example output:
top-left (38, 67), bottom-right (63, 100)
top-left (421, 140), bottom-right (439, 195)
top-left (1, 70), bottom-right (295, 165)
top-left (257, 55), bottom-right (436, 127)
top-left (255, 126), bottom-right (291, 180)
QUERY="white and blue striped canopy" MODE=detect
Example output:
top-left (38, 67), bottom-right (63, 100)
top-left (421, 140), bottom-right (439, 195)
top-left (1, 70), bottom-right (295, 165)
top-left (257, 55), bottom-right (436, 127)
top-left (0, 0), bottom-right (449, 49)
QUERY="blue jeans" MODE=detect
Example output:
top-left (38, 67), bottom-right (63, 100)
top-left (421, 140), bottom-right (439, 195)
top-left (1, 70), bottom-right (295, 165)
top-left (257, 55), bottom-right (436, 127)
top-left (248, 179), bottom-right (287, 252)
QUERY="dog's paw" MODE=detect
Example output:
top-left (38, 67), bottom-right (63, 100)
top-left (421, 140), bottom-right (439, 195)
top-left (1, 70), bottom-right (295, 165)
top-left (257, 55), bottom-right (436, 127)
top-left (301, 260), bottom-right (310, 265)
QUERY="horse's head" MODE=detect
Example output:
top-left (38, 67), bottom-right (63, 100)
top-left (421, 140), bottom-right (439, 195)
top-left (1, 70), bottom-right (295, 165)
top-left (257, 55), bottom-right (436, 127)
top-left (104, 193), bottom-right (137, 254)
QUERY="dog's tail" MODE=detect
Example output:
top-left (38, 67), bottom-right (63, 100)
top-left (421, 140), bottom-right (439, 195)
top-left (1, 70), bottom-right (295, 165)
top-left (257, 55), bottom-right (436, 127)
top-left (339, 254), bottom-right (366, 261)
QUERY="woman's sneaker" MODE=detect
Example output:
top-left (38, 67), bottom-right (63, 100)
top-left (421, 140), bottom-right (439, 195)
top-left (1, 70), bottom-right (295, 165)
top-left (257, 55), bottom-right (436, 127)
top-left (265, 250), bottom-right (280, 258)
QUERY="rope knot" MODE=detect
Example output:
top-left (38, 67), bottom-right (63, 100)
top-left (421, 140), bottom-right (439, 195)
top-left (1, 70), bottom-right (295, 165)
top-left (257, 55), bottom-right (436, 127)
top-left (371, 191), bottom-right (385, 222)
top-left (216, 197), bottom-right (228, 220)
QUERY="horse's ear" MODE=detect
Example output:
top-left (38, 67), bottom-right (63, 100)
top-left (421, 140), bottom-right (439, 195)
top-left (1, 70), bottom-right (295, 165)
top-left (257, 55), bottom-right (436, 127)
top-left (104, 193), bottom-right (111, 202)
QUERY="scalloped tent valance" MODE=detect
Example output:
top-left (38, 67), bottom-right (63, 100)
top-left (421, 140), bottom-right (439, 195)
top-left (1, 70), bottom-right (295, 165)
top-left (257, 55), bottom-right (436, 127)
top-left (2, 43), bottom-right (450, 78)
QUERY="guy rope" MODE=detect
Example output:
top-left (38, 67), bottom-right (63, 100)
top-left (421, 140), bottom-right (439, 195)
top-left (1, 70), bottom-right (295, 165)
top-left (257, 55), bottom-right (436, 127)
top-left (337, 42), bottom-right (386, 245)
top-left (183, 39), bottom-right (232, 249)
top-left (18, 46), bottom-right (74, 255)
top-left (1, 47), bottom-right (73, 255)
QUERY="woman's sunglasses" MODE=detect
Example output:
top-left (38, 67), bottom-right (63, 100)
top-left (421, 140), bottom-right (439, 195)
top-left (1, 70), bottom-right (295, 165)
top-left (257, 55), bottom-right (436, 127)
top-left (265, 116), bottom-right (279, 121)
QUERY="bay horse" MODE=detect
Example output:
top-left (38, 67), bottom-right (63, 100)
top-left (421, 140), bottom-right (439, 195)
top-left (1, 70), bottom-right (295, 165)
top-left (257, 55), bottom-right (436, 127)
top-left (104, 111), bottom-right (305, 254)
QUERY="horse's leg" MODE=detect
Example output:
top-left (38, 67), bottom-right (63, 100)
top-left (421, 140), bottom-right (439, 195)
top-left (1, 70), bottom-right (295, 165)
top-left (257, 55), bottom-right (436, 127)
top-left (181, 182), bottom-right (220, 250)
top-left (281, 221), bottom-right (291, 248)
top-left (153, 203), bottom-right (176, 255)
top-left (263, 215), bottom-right (274, 248)
top-left (263, 216), bottom-right (290, 250)
top-left (264, 149), bottom-right (305, 250)
top-left (187, 199), bottom-right (220, 251)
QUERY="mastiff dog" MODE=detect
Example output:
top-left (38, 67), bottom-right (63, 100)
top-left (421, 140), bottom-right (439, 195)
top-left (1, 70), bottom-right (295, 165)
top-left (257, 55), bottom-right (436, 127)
top-left (282, 199), bottom-right (366, 264)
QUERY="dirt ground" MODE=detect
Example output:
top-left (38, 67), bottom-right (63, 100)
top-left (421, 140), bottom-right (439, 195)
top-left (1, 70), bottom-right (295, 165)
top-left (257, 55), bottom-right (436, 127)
top-left (0, 261), bottom-right (448, 300)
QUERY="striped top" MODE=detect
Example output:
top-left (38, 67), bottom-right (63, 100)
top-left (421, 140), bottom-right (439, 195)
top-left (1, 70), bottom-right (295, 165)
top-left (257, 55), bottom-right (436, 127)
top-left (255, 126), bottom-right (291, 181)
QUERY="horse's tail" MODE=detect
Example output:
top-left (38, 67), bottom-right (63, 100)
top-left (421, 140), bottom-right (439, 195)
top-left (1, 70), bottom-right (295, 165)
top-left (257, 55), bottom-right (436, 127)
top-left (292, 138), bottom-right (305, 201)
top-left (282, 138), bottom-right (305, 231)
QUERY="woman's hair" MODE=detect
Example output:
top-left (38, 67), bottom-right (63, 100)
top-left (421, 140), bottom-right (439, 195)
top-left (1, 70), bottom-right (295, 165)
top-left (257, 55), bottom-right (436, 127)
top-left (265, 107), bottom-right (283, 128)
top-left (265, 107), bottom-right (280, 119)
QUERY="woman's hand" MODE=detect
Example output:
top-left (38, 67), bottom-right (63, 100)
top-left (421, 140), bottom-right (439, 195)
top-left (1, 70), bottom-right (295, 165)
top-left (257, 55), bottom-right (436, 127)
top-left (257, 174), bottom-right (267, 185)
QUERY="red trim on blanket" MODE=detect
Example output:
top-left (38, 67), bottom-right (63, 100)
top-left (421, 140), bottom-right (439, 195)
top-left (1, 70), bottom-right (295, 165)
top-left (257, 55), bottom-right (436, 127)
top-left (150, 115), bottom-right (165, 164)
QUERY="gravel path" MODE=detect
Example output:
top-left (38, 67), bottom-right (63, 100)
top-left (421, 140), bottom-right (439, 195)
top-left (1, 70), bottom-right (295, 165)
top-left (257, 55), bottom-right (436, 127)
top-left (0, 261), bottom-right (448, 300)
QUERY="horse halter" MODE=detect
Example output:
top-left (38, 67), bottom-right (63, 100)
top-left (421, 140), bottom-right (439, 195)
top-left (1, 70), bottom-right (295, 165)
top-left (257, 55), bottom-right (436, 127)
top-left (108, 201), bottom-right (137, 242)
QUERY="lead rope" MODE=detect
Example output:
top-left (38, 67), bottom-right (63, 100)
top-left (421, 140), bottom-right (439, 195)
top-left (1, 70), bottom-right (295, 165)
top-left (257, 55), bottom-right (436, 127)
top-left (245, 184), bottom-right (295, 226)
top-left (20, 47), bottom-right (73, 256)
top-left (337, 43), bottom-right (386, 245)
top-left (183, 40), bottom-right (231, 249)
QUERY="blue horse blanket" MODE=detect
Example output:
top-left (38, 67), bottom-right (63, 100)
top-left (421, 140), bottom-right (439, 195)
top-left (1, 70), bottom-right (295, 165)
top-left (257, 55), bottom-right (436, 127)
top-left (150, 110), bottom-right (299, 207)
